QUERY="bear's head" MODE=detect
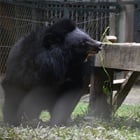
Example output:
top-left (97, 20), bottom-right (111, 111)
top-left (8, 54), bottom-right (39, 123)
top-left (43, 19), bottom-right (102, 58)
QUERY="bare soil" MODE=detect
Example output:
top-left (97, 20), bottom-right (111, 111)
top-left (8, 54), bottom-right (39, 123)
top-left (123, 85), bottom-right (140, 105)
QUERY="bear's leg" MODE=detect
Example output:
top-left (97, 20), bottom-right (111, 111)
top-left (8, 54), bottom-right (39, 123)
top-left (19, 86), bottom-right (56, 124)
top-left (50, 89), bottom-right (83, 126)
top-left (3, 85), bottom-right (26, 126)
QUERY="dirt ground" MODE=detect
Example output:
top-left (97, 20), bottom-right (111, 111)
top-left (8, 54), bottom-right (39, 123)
top-left (0, 77), bottom-right (140, 106)
top-left (123, 85), bottom-right (140, 105)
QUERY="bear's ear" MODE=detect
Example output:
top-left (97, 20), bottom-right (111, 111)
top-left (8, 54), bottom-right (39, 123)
top-left (43, 32), bottom-right (62, 48)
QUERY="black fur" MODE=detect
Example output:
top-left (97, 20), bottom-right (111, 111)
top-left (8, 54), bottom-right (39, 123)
top-left (2, 19), bottom-right (101, 126)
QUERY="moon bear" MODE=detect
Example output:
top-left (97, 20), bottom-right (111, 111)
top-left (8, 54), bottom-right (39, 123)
top-left (2, 19), bottom-right (101, 126)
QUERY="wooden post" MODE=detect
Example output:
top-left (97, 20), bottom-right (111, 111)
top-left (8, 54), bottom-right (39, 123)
top-left (89, 67), bottom-right (113, 119)
top-left (117, 0), bottom-right (134, 42)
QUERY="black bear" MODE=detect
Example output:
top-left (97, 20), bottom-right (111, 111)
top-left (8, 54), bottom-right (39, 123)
top-left (2, 19), bottom-right (101, 126)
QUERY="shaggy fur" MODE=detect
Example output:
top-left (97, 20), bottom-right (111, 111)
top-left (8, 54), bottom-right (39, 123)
top-left (2, 19), bottom-right (101, 126)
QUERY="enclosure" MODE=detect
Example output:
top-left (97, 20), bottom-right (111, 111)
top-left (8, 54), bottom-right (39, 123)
top-left (0, 0), bottom-right (121, 75)
top-left (0, 1), bottom-right (140, 139)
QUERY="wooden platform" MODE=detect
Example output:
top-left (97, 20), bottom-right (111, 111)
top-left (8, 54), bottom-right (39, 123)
top-left (95, 43), bottom-right (140, 71)
top-left (89, 43), bottom-right (140, 118)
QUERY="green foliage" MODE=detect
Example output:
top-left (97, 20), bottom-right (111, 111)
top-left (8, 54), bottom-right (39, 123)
top-left (0, 103), bottom-right (140, 140)
top-left (72, 102), bottom-right (88, 116)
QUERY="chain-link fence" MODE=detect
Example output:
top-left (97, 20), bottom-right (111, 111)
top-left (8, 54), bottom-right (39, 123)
top-left (0, 1), bottom-right (120, 75)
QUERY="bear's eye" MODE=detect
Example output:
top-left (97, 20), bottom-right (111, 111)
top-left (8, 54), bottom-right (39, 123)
top-left (81, 40), bottom-right (87, 47)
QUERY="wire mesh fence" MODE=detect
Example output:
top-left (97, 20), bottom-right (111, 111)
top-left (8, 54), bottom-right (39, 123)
top-left (0, 1), bottom-right (120, 75)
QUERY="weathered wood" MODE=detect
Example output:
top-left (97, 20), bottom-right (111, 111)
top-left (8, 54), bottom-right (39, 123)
top-left (113, 79), bottom-right (126, 85)
top-left (113, 71), bottom-right (140, 111)
top-left (95, 43), bottom-right (140, 72)
top-left (89, 68), bottom-right (114, 119)
top-left (113, 79), bottom-right (125, 91)
top-left (90, 43), bottom-right (140, 116)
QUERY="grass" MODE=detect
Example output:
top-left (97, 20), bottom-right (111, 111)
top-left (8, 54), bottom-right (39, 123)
top-left (0, 103), bottom-right (140, 140)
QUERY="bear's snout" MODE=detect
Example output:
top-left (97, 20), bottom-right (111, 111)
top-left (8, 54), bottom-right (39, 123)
top-left (85, 39), bottom-right (102, 54)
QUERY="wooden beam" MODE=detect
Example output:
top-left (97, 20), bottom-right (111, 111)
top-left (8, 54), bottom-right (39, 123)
top-left (95, 43), bottom-right (140, 71)
top-left (113, 71), bottom-right (140, 111)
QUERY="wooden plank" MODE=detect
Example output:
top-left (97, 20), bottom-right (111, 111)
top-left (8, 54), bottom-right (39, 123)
top-left (95, 43), bottom-right (140, 71)
top-left (113, 79), bottom-right (126, 91)
top-left (113, 79), bottom-right (126, 84)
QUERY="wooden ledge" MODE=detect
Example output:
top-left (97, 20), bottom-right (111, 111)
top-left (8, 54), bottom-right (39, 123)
top-left (95, 43), bottom-right (140, 71)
